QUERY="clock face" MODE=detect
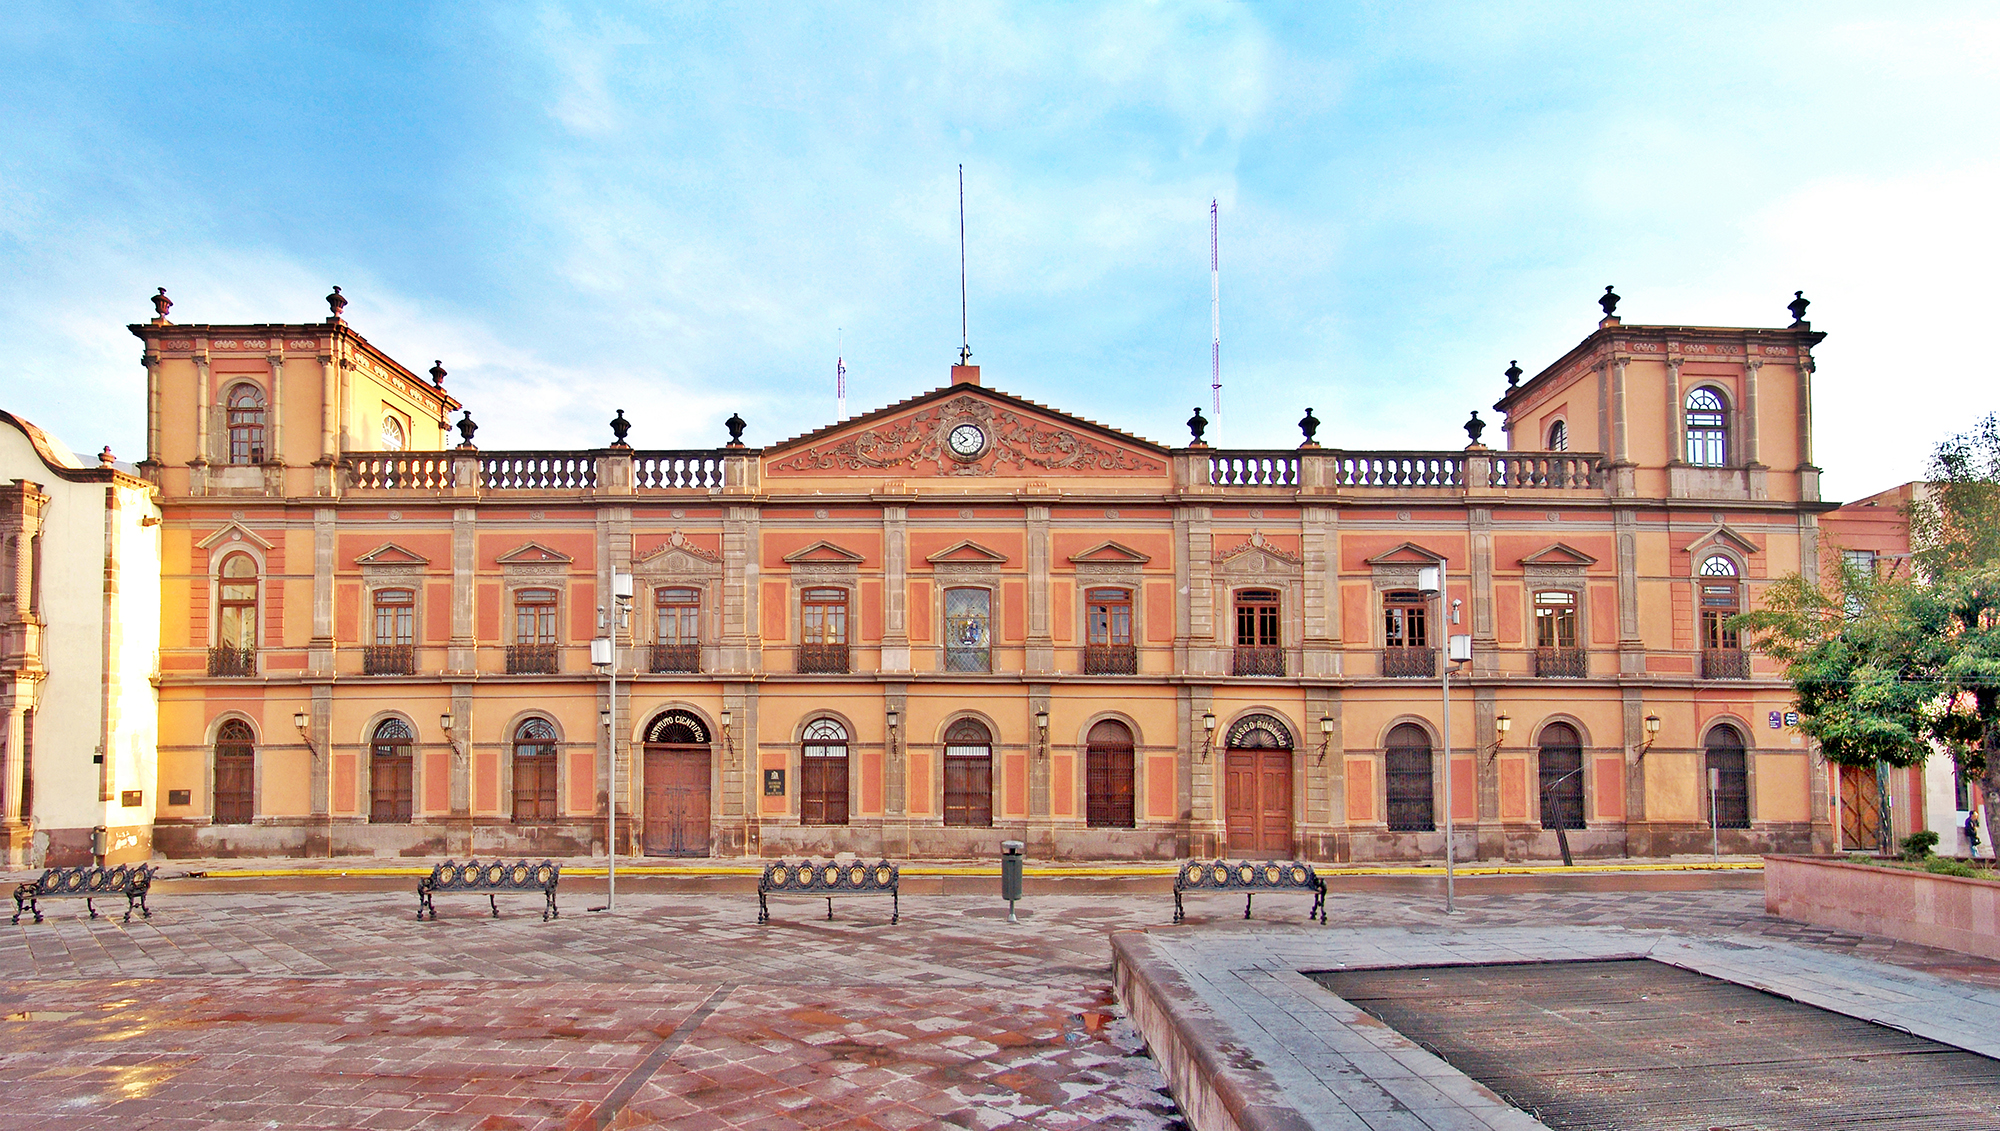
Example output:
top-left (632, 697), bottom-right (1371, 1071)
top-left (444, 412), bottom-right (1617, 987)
top-left (947, 422), bottom-right (986, 458)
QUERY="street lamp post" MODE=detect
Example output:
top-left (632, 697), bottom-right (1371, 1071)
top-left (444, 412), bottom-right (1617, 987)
top-left (591, 572), bottom-right (633, 912)
top-left (1420, 564), bottom-right (1470, 914)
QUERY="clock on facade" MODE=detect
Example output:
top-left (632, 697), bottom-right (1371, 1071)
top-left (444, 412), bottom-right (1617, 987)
top-left (946, 422), bottom-right (986, 459)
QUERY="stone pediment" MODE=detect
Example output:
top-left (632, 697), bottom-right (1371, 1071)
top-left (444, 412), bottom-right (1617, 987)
top-left (1216, 532), bottom-right (1303, 574)
top-left (1068, 540), bottom-right (1152, 566)
top-left (196, 523), bottom-right (274, 551)
top-left (764, 386), bottom-right (1167, 479)
top-left (496, 542), bottom-right (573, 565)
top-left (1687, 523), bottom-right (1760, 558)
top-left (1519, 542), bottom-right (1598, 568)
top-left (1364, 542), bottom-right (1446, 566)
top-left (782, 541), bottom-right (866, 565)
top-left (354, 542), bottom-right (430, 567)
top-left (925, 540), bottom-right (1009, 566)
top-left (635, 531), bottom-right (722, 575)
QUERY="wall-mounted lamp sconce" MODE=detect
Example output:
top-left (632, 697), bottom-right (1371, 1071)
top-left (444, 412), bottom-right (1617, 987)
top-left (1635, 713), bottom-right (1663, 760)
top-left (439, 713), bottom-right (457, 755)
top-left (1034, 709), bottom-right (1050, 758)
top-left (439, 713), bottom-right (454, 732)
top-left (294, 711), bottom-right (317, 758)
top-left (885, 707), bottom-right (899, 731)
top-left (720, 708), bottom-right (732, 733)
top-left (1201, 710), bottom-right (1217, 762)
top-left (1485, 713), bottom-right (1511, 761)
top-left (599, 706), bottom-right (612, 731)
top-left (1316, 715), bottom-right (1333, 765)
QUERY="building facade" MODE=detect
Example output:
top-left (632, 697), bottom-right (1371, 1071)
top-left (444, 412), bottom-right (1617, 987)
top-left (131, 290), bottom-right (1837, 861)
top-left (1, 411), bottom-right (161, 866)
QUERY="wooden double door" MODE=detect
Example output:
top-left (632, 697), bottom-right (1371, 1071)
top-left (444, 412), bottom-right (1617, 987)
top-left (1225, 746), bottom-right (1293, 855)
top-left (643, 744), bottom-right (711, 857)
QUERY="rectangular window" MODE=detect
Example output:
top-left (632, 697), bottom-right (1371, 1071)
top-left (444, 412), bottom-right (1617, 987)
top-left (651, 586), bottom-right (701, 673)
top-left (944, 587), bottom-right (992, 673)
top-left (799, 588), bottom-right (849, 674)
top-left (373, 588), bottom-right (414, 646)
top-left (1700, 583), bottom-right (1740, 650)
top-left (1842, 549), bottom-right (1878, 576)
top-left (1232, 589), bottom-right (1283, 676)
top-left (1085, 588), bottom-right (1136, 675)
top-left (508, 587), bottom-right (560, 674)
top-left (1382, 590), bottom-right (1433, 677)
top-left (1533, 591), bottom-right (1577, 649)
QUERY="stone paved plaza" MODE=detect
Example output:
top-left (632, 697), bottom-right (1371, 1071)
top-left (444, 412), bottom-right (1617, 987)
top-left (2, 869), bottom-right (1997, 1129)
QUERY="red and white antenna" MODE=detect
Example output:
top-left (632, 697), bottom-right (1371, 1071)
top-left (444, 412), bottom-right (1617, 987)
top-left (1210, 199), bottom-right (1221, 416)
top-left (836, 328), bottom-right (847, 420)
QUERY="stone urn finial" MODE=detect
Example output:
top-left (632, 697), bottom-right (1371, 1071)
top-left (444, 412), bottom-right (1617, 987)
top-left (1788, 290), bottom-right (1811, 326)
top-left (150, 287), bottom-right (172, 323)
top-left (1505, 360), bottom-right (1522, 388)
top-left (610, 409), bottom-right (631, 447)
top-left (1598, 285), bottom-right (1620, 318)
top-left (455, 410), bottom-right (478, 448)
top-left (1465, 410), bottom-right (1487, 447)
top-left (429, 360), bottom-right (447, 388)
top-left (725, 412), bottom-right (747, 448)
top-left (99, 445), bottom-right (116, 466)
top-left (327, 285), bottom-right (348, 321)
top-left (1298, 407), bottom-right (1320, 447)
top-left (1187, 407), bottom-right (1208, 446)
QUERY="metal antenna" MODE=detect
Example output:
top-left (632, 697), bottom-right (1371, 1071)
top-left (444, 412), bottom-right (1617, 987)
top-left (836, 328), bottom-right (846, 420)
top-left (1210, 199), bottom-right (1221, 416)
top-left (959, 165), bottom-right (972, 365)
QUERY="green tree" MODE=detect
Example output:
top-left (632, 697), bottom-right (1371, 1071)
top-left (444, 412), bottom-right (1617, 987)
top-left (1737, 416), bottom-right (2000, 852)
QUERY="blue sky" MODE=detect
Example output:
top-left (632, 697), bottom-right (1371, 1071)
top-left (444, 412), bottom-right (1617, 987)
top-left (2, 2), bottom-right (1995, 500)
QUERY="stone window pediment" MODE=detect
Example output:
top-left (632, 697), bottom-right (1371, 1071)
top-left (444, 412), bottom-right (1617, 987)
top-left (496, 542), bottom-right (574, 566)
top-left (925, 540), bottom-right (1009, 567)
top-left (1686, 523), bottom-right (1760, 560)
top-left (1215, 532), bottom-right (1302, 577)
top-left (196, 522), bottom-right (274, 552)
top-left (782, 540), bottom-right (867, 565)
top-left (635, 530), bottom-right (722, 576)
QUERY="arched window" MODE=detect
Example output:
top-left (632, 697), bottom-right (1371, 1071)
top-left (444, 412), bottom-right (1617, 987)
top-left (1086, 719), bottom-right (1135, 829)
top-left (369, 718), bottom-right (414, 824)
top-left (226, 384), bottom-right (267, 464)
top-left (1706, 724), bottom-right (1750, 829)
top-left (1685, 387), bottom-right (1728, 467)
top-left (1546, 419), bottom-right (1568, 452)
top-left (380, 415), bottom-right (406, 452)
top-left (211, 553), bottom-right (259, 676)
top-left (801, 718), bottom-right (850, 826)
top-left (1385, 723), bottom-right (1434, 832)
top-left (1538, 722), bottom-right (1584, 830)
top-left (943, 718), bottom-right (993, 827)
top-left (512, 718), bottom-right (559, 823)
top-left (213, 719), bottom-right (255, 825)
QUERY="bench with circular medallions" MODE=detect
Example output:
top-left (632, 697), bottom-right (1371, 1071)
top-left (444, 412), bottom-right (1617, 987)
top-left (415, 858), bottom-right (561, 921)
top-left (1171, 858), bottom-right (1327, 925)
top-left (757, 858), bottom-right (900, 925)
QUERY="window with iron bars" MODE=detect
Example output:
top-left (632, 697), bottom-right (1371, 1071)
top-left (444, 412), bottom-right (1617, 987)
top-left (944, 587), bottom-right (991, 673)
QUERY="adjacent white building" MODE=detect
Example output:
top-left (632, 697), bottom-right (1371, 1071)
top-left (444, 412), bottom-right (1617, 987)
top-left (1, 410), bottom-right (160, 866)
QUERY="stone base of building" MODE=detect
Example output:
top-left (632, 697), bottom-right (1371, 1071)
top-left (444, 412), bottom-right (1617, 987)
top-left (154, 817), bottom-right (601, 859)
top-left (1, 821), bottom-right (35, 867)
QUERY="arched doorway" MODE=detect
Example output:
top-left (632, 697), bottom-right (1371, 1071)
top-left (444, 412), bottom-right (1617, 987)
top-left (1086, 719), bottom-right (1135, 829)
top-left (370, 718), bottom-right (413, 824)
top-left (643, 710), bottom-right (711, 856)
top-left (1225, 714), bottom-right (1293, 854)
top-left (1385, 723), bottom-right (1434, 832)
top-left (1537, 722), bottom-right (1584, 830)
top-left (1706, 724), bottom-right (1750, 830)
top-left (800, 718), bottom-right (850, 826)
top-left (943, 718), bottom-right (993, 827)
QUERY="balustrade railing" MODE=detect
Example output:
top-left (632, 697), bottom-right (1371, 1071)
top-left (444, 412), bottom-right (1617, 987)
top-left (348, 454), bottom-right (451, 490)
top-left (1333, 453), bottom-right (1462, 488)
top-left (635, 452), bottom-right (726, 489)
top-left (481, 453), bottom-right (598, 490)
top-left (1489, 453), bottom-right (1602, 489)
top-left (1209, 452), bottom-right (1299, 487)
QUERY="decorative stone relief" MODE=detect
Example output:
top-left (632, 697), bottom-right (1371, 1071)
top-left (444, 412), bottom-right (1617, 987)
top-left (770, 393), bottom-right (1164, 477)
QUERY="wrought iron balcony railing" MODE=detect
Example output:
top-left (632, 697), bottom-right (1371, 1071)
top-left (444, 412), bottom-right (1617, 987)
top-left (1232, 645), bottom-right (1285, 677)
top-left (1083, 644), bottom-right (1138, 675)
top-left (506, 643), bottom-right (561, 675)
top-left (649, 643), bottom-right (701, 673)
top-left (1382, 647), bottom-right (1436, 678)
top-left (364, 644), bottom-right (415, 675)
top-left (1534, 647), bottom-right (1588, 678)
top-left (1701, 649), bottom-right (1750, 680)
top-left (797, 643), bottom-right (850, 674)
top-left (207, 645), bottom-right (256, 677)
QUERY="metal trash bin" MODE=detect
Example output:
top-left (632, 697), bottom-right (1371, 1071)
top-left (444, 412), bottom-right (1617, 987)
top-left (1001, 840), bottom-right (1024, 922)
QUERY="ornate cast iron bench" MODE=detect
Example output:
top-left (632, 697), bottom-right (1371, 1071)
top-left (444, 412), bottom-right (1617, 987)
top-left (13, 863), bottom-right (155, 924)
top-left (416, 859), bottom-right (560, 921)
top-left (759, 858), bottom-right (899, 924)
top-left (1173, 859), bottom-right (1327, 925)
